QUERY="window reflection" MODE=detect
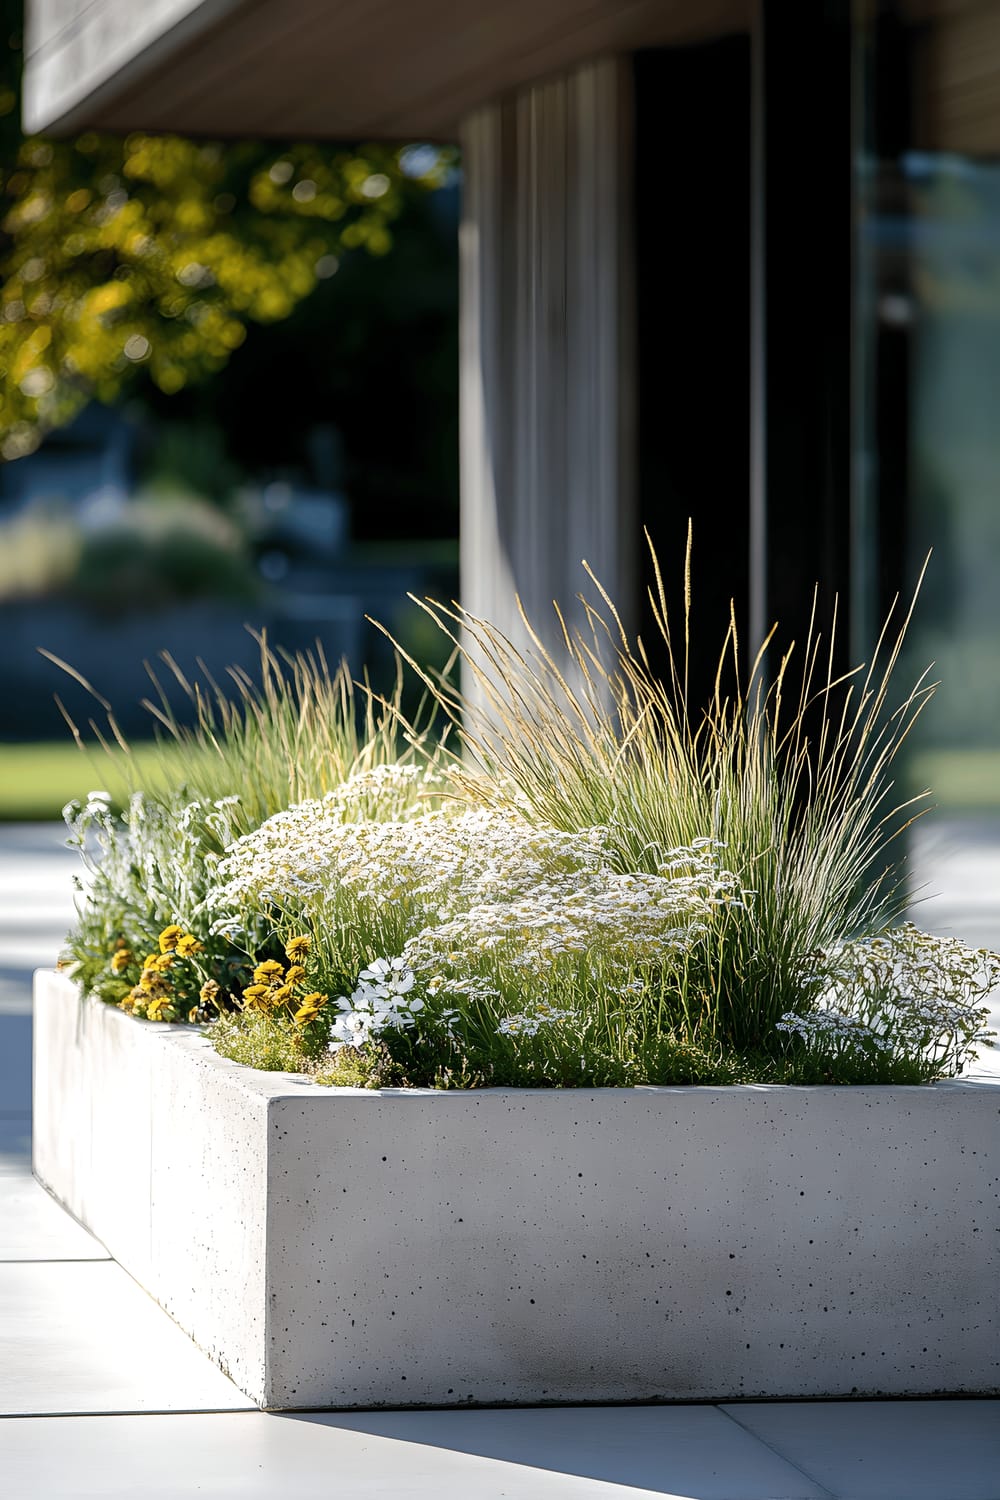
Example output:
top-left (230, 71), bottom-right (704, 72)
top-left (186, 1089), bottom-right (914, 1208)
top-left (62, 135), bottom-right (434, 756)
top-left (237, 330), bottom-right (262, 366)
top-left (856, 6), bottom-right (1000, 958)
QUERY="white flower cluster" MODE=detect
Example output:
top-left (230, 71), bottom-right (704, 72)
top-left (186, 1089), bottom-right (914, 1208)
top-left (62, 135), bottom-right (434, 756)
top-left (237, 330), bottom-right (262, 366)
top-left (776, 1009), bottom-right (890, 1051)
top-left (497, 1006), bottom-right (575, 1039)
top-left (325, 763), bottom-right (446, 823)
top-left (216, 804), bottom-right (743, 979)
top-left (329, 957), bottom-right (425, 1051)
top-left (784, 923), bottom-right (999, 1073)
top-left (64, 790), bottom-right (215, 932)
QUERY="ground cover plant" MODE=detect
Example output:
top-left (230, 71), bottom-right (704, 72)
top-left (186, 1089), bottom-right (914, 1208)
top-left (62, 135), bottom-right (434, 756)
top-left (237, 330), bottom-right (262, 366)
top-left (60, 542), bottom-right (998, 1085)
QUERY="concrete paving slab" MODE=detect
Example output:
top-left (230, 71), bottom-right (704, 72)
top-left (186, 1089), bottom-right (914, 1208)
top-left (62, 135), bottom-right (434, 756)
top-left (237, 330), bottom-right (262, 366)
top-left (0, 823), bottom-right (77, 857)
top-left (0, 1115), bottom-right (31, 1174)
top-left (0, 1260), bottom-right (254, 1415)
top-left (0, 1176), bottom-right (107, 1261)
top-left (0, 966), bottom-right (40, 1017)
top-left (723, 1399), bottom-right (1000, 1500)
top-left (0, 1014), bottom-right (32, 1112)
top-left (0, 1407), bottom-right (831, 1500)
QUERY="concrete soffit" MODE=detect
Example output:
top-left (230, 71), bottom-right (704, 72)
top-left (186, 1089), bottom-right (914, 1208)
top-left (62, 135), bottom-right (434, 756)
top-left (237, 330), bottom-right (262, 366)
top-left (22, 0), bottom-right (249, 137)
top-left (22, 0), bottom-right (750, 141)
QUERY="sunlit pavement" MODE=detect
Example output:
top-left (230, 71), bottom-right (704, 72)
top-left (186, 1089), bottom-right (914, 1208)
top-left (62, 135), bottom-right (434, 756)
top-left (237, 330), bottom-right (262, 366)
top-left (1, 822), bottom-right (997, 1499)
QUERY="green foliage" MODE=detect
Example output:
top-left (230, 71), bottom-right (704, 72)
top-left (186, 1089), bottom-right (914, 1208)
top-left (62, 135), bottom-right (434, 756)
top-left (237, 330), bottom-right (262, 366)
top-left (388, 529), bottom-right (936, 1053)
top-left (61, 790), bottom-right (256, 1017)
top-left (59, 636), bottom-right (439, 1004)
top-left (71, 492), bottom-right (259, 613)
top-left (58, 546), bottom-right (997, 1087)
top-left (0, 498), bottom-right (79, 600)
top-left (211, 1011), bottom-right (329, 1073)
top-left (0, 9), bottom-right (453, 457)
top-left (0, 489), bottom-right (259, 609)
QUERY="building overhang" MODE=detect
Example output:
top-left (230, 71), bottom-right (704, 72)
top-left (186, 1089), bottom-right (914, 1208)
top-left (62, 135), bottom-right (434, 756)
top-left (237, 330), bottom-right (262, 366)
top-left (23, 0), bottom-right (748, 140)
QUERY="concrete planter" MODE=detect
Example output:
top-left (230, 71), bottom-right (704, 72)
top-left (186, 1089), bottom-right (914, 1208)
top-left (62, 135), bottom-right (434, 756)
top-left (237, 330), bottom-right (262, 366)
top-left (33, 970), bottom-right (999, 1410)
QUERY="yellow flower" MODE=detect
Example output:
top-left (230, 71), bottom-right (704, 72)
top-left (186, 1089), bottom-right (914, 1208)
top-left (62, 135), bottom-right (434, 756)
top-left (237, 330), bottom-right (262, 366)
top-left (285, 935), bottom-right (310, 961)
top-left (175, 933), bottom-right (203, 957)
top-left (242, 983), bottom-right (271, 1012)
top-left (146, 995), bottom-right (173, 1022)
top-left (111, 949), bottom-right (132, 974)
top-left (150, 953), bottom-right (173, 973)
top-left (199, 979), bottom-right (220, 1006)
top-left (270, 983), bottom-right (294, 1006)
top-left (158, 924), bottom-right (184, 953)
top-left (285, 964), bottom-right (306, 986)
top-left (253, 959), bottom-right (285, 984)
top-left (123, 985), bottom-right (148, 1015)
top-left (293, 991), bottom-right (328, 1027)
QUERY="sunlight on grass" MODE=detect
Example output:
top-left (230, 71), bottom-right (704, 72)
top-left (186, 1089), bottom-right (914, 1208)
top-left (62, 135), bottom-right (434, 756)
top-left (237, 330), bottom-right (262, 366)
top-left (0, 740), bottom-right (191, 821)
top-left (908, 749), bottom-right (1000, 810)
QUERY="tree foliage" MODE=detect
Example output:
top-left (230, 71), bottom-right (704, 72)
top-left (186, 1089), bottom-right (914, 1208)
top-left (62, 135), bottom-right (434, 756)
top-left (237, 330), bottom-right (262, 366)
top-left (0, 6), bottom-right (451, 460)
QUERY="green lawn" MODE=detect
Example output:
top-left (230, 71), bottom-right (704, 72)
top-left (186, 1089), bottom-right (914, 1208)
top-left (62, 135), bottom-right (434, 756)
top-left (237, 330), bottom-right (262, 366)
top-left (0, 741), bottom-right (190, 821)
top-left (3, 739), bottom-right (998, 823)
top-left (907, 749), bottom-right (1000, 811)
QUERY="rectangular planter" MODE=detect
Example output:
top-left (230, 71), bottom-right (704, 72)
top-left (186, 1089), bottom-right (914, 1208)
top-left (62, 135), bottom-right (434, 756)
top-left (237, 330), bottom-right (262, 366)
top-left (33, 970), bottom-right (1000, 1409)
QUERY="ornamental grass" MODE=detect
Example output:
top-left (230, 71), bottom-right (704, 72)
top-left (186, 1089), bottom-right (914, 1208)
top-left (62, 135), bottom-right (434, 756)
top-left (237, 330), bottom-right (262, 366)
top-left (60, 537), bottom-right (998, 1086)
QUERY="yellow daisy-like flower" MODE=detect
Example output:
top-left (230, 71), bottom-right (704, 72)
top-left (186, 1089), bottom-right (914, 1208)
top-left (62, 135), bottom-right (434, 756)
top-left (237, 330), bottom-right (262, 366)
top-left (270, 983), bottom-right (294, 1006)
top-left (175, 933), bottom-right (203, 957)
top-left (285, 935), bottom-right (310, 961)
top-left (150, 953), bottom-right (173, 973)
top-left (111, 949), bottom-right (132, 974)
top-left (293, 991), bottom-right (327, 1027)
top-left (158, 924), bottom-right (184, 953)
top-left (146, 996), bottom-right (172, 1022)
top-left (253, 959), bottom-right (285, 984)
top-left (293, 990), bottom-right (328, 1026)
top-left (123, 985), bottom-right (148, 1014)
top-left (199, 979), bottom-right (220, 1006)
top-left (285, 964), bottom-right (306, 986)
top-left (242, 983), bottom-right (271, 1012)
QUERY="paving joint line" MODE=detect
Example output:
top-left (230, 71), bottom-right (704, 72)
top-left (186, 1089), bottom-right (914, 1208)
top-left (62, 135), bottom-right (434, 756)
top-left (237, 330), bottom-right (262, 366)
top-left (714, 1403), bottom-right (837, 1500)
top-left (0, 1406), bottom-right (260, 1420)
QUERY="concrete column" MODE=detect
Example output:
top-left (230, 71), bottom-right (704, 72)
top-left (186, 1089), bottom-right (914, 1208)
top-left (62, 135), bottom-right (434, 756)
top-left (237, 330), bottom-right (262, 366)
top-left (459, 58), bottom-right (636, 660)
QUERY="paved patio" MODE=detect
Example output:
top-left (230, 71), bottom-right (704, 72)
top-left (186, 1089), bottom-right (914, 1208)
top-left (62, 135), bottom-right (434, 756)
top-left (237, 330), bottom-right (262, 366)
top-left (1, 821), bottom-right (997, 1498)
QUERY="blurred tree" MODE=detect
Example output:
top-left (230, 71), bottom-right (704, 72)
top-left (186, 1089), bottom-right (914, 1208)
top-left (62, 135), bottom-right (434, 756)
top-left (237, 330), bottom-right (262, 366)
top-left (0, 2), bottom-right (452, 460)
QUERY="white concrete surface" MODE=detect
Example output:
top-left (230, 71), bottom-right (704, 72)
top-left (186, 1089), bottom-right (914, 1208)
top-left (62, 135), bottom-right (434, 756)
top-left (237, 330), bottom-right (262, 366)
top-left (0, 1260), bottom-right (252, 1415)
top-left (723, 1400), bottom-right (1000, 1500)
top-left (0, 823), bottom-right (77, 1181)
top-left (2, 820), bottom-right (998, 1498)
top-left (0, 1174), bottom-right (106, 1260)
top-left (34, 969), bottom-right (1000, 1409)
top-left (0, 1407), bottom-right (833, 1500)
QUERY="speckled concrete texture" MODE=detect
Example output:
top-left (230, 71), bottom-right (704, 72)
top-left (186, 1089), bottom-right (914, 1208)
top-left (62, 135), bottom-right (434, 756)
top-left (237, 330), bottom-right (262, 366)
top-left (34, 971), bottom-right (1000, 1410)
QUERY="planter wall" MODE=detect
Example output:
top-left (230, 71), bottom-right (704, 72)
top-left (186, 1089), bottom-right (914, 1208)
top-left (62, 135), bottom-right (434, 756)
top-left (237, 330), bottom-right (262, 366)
top-left (33, 970), bottom-right (1000, 1410)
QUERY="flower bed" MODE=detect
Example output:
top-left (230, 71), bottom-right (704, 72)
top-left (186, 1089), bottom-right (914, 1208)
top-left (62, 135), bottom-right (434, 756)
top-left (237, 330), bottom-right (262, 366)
top-left (56, 554), bottom-right (998, 1092)
top-left (39, 551), bottom-right (1000, 1405)
top-left (33, 969), bottom-right (1000, 1408)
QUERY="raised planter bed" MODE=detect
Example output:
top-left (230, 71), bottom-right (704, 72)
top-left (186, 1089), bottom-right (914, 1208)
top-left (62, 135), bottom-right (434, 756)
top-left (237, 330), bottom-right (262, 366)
top-left (33, 970), bottom-right (1000, 1410)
